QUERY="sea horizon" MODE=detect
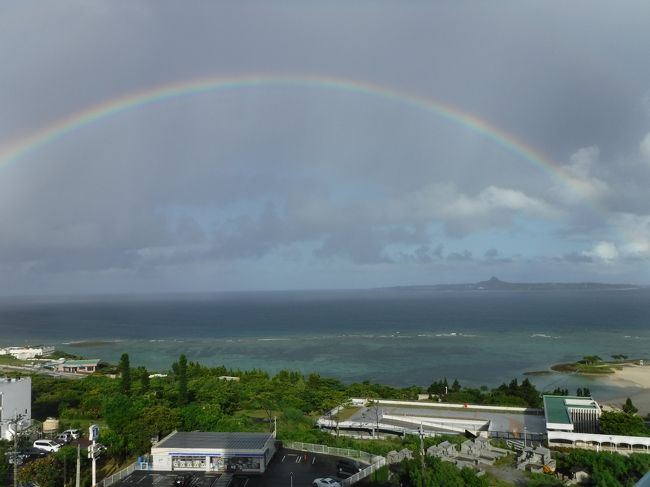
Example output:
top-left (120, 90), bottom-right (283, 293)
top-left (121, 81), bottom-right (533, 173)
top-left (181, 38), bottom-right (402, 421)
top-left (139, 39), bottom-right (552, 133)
top-left (2, 287), bottom-right (649, 402)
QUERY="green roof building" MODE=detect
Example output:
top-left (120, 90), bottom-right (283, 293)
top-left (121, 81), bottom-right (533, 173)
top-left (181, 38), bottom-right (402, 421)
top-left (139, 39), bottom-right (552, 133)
top-left (543, 395), bottom-right (601, 433)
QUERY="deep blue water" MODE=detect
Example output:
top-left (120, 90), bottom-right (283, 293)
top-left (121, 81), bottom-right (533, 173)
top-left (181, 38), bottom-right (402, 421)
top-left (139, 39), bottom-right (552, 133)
top-left (1, 289), bottom-right (649, 395)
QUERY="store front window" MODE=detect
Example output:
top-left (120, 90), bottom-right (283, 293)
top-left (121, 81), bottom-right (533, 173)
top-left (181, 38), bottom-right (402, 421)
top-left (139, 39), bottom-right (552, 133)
top-left (172, 455), bottom-right (206, 470)
top-left (225, 456), bottom-right (262, 472)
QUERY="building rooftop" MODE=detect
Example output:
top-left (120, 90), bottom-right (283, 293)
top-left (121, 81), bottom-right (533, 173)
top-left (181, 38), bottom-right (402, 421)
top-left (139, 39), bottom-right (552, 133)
top-left (154, 431), bottom-right (273, 451)
top-left (62, 359), bottom-right (100, 366)
top-left (543, 395), bottom-right (599, 426)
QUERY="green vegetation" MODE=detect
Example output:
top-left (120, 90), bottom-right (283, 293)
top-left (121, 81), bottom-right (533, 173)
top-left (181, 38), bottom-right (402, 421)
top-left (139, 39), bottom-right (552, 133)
top-left (118, 353), bottom-right (131, 395)
top-left (550, 355), bottom-right (646, 376)
top-left (430, 377), bottom-right (543, 408)
top-left (0, 354), bottom-right (25, 365)
top-left (556, 449), bottom-right (650, 487)
top-left (18, 352), bottom-right (650, 486)
top-left (394, 454), bottom-right (488, 487)
top-left (622, 397), bottom-right (638, 414)
top-left (599, 411), bottom-right (650, 437)
top-left (0, 439), bottom-right (10, 485)
top-left (16, 446), bottom-right (90, 487)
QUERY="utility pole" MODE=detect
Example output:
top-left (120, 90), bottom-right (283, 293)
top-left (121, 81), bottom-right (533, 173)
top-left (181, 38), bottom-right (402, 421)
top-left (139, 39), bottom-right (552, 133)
top-left (13, 416), bottom-right (19, 487)
top-left (76, 443), bottom-right (81, 487)
top-left (419, 422), bottom-right (425, 479)
top-left (88, 424), bottom-right (100, 487)
top-left (7, 412), bottom-right (25, 487)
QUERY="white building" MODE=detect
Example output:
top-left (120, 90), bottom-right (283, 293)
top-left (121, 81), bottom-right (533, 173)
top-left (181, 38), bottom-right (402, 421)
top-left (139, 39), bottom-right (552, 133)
top-left (543, 395), bottom-right (601, 434)
top-left (151, 431), bottom-right (276, 473)
top-left (0, 377), bottom-right (32, 440)
top-left (0, 346), bottom-right (54, 360)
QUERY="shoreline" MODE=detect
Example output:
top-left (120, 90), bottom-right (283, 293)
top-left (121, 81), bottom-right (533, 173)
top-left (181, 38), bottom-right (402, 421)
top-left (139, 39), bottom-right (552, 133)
top-left (579, 364), bottom-right (650, 414)
top-left (603, 364), bottom-right (650, 417)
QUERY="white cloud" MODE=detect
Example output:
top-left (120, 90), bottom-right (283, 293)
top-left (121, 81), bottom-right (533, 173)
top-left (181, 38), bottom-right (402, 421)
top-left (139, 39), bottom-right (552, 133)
top-left (383, 183), bottom-right (554, 221)
top-left (583, 241), bottom-right (619, 262)
top-left (610, 213), bottom-right (650, 259)
top-left (442, 186), bottom-right (554, 219)
top-left (556, 146), bottom-right (610, 203)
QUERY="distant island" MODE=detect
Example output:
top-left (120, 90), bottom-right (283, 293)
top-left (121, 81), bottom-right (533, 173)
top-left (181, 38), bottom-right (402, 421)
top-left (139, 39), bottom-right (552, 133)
top-left (388, 276), bottom-right (645, 291)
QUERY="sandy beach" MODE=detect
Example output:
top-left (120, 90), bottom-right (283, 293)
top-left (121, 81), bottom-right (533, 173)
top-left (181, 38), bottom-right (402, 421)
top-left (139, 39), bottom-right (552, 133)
top-left (597, 364), bottom-right (650, 414)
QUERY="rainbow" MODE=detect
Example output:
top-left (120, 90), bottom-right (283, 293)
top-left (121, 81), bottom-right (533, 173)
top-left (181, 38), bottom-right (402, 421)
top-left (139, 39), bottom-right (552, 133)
top-left (0, 74), bottom-right (579, 189)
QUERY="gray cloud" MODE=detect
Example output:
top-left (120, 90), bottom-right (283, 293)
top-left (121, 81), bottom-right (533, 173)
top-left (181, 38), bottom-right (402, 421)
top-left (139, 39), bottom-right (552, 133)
top-left (1, 1), bottom-right (650, 293)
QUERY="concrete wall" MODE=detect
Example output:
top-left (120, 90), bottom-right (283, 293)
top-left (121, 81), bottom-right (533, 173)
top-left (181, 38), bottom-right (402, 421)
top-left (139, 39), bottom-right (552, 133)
top-left (0, 377), bottom-right (32, 440)
top-left (351, 398), bottom-right (540, 414)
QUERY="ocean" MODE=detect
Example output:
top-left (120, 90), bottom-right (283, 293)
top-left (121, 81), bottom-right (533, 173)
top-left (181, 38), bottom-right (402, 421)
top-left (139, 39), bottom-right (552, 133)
top-left (1, 288), bottom-right (649, 399)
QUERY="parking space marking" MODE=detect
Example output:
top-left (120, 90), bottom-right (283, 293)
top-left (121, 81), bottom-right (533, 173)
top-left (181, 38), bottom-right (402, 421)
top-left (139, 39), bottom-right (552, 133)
top-left (312, 456), bottom-right (316, 465)
top-left (281, 455), bottom-right (286, 462)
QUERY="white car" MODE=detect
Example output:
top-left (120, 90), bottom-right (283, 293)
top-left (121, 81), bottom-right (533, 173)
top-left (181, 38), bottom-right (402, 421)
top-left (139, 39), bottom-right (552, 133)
top-left (62, 429), bottom-right (81, 439)
top-left (312, 479), bottom-right (341, 487)
top-left (33, 439), bottom-right (62, 453)
top-left (56, 432), bottom-right (72, 444)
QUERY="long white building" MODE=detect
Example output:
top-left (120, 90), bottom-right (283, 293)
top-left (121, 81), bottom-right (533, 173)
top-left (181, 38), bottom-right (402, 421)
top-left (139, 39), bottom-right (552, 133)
top-left (0, 377), bottom-right (32, 440)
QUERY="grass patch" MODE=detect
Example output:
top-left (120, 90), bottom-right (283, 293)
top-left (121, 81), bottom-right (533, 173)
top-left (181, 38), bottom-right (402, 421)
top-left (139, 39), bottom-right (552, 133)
top-left (336, 406), bottom-right (360, 421)
top-left (551, 362), bottom-right (615, 374)
top-left (0, 355), bottom-right (28, 365)
top-left (481, 472), bottom-right (518, 487)
top-left (574, 364), bottom-right (614, 374)
top-left (493, 453), bottom-right (516, 467)
top-left (238, 408), bottom-right (279, 419)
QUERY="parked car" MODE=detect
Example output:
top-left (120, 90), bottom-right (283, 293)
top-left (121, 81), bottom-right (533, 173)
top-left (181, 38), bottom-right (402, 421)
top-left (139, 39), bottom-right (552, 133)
top-left (62, 429), bottom-right (81, 439)
top-left (56, 432), bottom-right (72, 444)
top-left (23, 448), bottom-right (48, 460)
top-left (313, 479), bottom-right (341, 487)
top-left (33, 439), bottom-right (61, 453)
top-left (173, 474), bottom-right (194, 486)
top-left (336, 458), bottom-right (362, 477)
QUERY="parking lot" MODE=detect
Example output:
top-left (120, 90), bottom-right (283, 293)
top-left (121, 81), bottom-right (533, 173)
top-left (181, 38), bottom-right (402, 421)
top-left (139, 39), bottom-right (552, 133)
top-left (111, 448), bottom-right (363, 487)
top-left (111, 472), bottom-right (220, 487)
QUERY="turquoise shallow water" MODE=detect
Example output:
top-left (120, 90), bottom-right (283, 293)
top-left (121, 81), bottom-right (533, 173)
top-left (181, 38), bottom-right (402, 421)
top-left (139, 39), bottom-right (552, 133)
top-left (1, 289), bottom-right (649, 398)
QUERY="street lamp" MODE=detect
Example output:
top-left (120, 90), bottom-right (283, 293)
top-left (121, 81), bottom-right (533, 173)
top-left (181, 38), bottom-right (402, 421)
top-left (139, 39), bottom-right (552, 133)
top-left (523, 426), bottom-right (527, 448)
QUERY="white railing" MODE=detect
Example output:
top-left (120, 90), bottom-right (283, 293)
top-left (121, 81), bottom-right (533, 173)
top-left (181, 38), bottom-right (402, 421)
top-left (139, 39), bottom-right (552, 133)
top-left (284, 441), bottom-right (386, 486)
top-left (340, 456), bottom-right (387, 487)
top-left (99, 462), bottom-right (138, 487)
top-left (547, 431), bottom-right (650, 452)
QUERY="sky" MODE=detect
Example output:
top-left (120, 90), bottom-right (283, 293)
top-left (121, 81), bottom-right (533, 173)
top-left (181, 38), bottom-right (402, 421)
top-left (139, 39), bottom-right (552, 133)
top-left (1, 1), bottom-right (650, 295)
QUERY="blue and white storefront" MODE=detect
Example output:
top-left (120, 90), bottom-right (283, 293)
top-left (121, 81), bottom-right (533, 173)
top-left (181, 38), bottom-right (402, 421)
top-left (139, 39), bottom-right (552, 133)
top-left (151, 431), bottom-right (276, 473)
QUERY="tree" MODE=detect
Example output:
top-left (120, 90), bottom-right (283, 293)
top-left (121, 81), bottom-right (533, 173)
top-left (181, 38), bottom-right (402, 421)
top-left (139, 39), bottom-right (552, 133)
top-left (256, 391), bottom-right (278, 431)
top-left (581, 355), bottom-right (603, 365)
top-left (138, 366), bottom-right (150, 393)
top-left (367, 397), bottom-right (383, 435)
top-left (119, 353), bottom-right (131, 395)
top-left (0, 440), bottom-right (10, 485)
top-left (622, 397), bottom-right (638, 415)
top-left (16, 456), bottom-right (61, 487)
top-left (599, 411), bottom-right (649, 436)
top-left (177, 354), bottom-right (188, 406)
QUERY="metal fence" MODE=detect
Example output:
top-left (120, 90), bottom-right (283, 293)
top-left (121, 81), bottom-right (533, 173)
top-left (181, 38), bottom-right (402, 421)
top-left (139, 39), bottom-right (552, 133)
top-left (283, 441), bottom-right (386, 486)
top-left (98, 461), bottom-right (138, 487)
